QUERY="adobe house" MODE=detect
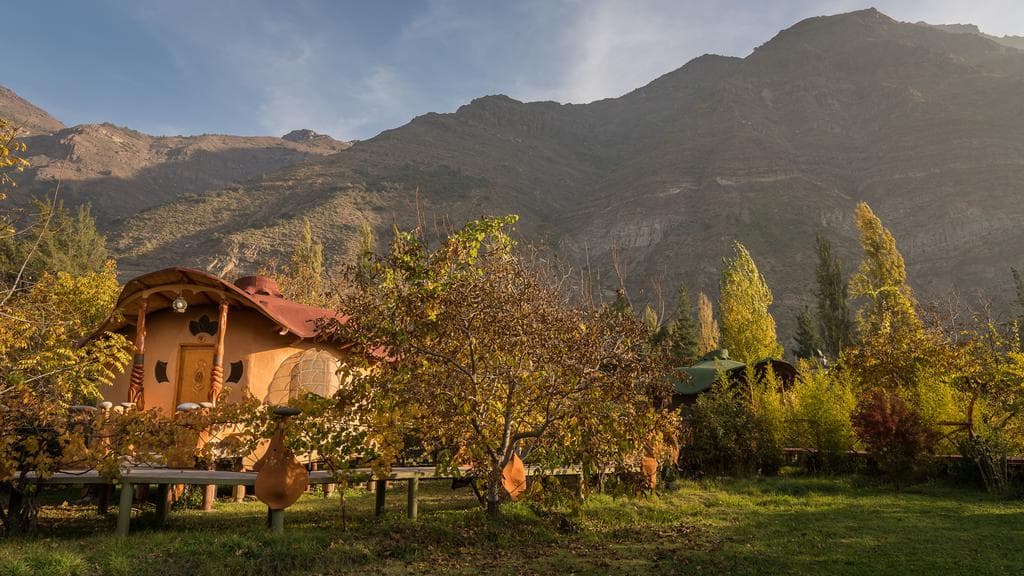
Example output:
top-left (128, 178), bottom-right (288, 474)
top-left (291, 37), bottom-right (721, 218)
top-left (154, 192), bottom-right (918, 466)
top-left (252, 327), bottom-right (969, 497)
top-left (94, 267), bottom-right (357, 413)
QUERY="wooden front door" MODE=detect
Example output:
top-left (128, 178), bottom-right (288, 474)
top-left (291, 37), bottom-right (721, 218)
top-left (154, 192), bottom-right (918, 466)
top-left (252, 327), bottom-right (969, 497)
top-left (176, 345), bottom-right (215, 405)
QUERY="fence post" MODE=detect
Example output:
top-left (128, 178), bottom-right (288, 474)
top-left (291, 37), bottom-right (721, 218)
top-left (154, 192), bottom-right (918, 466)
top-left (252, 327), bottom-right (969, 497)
top-left (155, 483), bottom-right (171, 525)
top-left (269, 508), bottom-right (284, 534)
top-left (116, 482), bottom-right (133, 537)
top-left (374, 479), bottom-right (387, 516)
top-left (406, 478), bottom-right (419, 520)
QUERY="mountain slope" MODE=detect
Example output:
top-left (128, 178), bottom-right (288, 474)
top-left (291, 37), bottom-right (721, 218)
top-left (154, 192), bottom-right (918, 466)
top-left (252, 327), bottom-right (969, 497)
top-left (1, 84), bottom-right (351, 224)
top-left (24, 9), bottom-right (1024, 344)
top-left (0, 85), bottom-right (64, 135)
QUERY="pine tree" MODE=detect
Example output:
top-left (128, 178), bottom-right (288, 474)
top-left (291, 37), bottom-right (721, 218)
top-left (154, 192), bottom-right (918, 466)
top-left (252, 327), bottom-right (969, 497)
top-left (284, 219), bottom-right (324, 305)
top-left (793, 305), bottom-right (824, 360)
top-left (719, 241), bottom-right (783, 363)
top-left (666, 285), bottom-right (699, 366)
top-left (355, 222), bottom-right (376, 288)
top-left (815, 235), bottom-right (851, 359)
top-left (1, 200), bottom-right (107, 284)
top-left (696, 291), bottom-right (720, 356)
top-left (849, 202), bottom-right (920, 336)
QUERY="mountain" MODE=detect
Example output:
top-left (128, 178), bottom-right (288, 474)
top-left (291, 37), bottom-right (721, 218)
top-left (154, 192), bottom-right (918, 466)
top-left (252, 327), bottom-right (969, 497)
top-left (0, 85), bottom-right (65, 135)
top-left (12, 9), bottom-right (1024, 344)
top-left (1, 85), bottom-right (350, 224)
top-left (920, 22), bottom-right (1024, 50)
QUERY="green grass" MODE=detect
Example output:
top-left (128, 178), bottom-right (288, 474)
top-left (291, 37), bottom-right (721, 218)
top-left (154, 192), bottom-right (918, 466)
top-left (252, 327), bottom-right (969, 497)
top-left (2, 476), bottom-right (1023, 575)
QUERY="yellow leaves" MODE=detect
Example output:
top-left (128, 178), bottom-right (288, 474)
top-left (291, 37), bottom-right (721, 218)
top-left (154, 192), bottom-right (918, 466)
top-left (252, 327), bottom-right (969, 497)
top-left (0, 117), bottom-right (29, 188)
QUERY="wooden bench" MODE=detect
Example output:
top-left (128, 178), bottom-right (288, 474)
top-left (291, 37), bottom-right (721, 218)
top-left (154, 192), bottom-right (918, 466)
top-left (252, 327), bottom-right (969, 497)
top-left (22, 465), bottom-right (587, 536)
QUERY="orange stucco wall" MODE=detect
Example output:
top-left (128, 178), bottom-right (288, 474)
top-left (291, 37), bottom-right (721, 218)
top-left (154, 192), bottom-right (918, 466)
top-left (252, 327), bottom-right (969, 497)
top-left (104, 304), bottom-right (348, 414)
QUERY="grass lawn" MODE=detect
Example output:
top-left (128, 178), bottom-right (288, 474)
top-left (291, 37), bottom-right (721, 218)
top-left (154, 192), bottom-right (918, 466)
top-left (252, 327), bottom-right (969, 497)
top-left (1, 475), bottom-right (1022, 575)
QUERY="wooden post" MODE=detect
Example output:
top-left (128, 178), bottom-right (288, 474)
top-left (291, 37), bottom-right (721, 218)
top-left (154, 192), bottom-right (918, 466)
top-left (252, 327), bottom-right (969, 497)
top-left (97, 485), bottom-right (110, 515)
top-left (155, 484), bottom-right (171, 525)
top-left (200, 305), bottom-right (228, 513)
top-left (374, 479), bottom-right (386, 516)
top-left (233, 484), bottom-right (246, 502)
top-left (116, 482), bottom-right (133, 537)
top-left (576, 473), bottom-right (585, 499)
top-left (324, 483), bottom-right (335, 497)
top-left (406, 478), bottom-right (419, 520)
top-left (209, 301), bottom-right (229, 405)
top-left (128, 298), bottom-right (148, 409)
top-left (202, 485), bottom-right (216, 512)
top-left (269, 508), bottom-right (285, 534)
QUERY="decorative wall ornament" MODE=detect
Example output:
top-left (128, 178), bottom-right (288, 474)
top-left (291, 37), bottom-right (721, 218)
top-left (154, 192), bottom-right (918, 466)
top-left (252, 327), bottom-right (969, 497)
top-left (155, 361), bottom-right (169, 383)
top-left (188, 314), bottom-right (219, 337)
top-left (255, 407), bottom-right (308, 510)
top-left (501, 453), bottom-right (527, 500)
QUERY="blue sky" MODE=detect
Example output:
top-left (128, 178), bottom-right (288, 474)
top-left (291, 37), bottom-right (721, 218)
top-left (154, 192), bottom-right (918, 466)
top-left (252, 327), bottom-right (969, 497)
top-left (6, 1), bottom-right (1023, 140)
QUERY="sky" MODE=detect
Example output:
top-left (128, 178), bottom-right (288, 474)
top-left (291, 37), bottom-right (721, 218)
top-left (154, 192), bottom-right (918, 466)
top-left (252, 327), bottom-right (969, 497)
top-left (6, 0), bottom-right (1024, 141)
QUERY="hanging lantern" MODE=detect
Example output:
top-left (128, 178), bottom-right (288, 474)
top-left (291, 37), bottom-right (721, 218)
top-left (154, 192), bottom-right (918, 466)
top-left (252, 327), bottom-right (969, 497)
top-left (172, 294), bottom-right (188, 313)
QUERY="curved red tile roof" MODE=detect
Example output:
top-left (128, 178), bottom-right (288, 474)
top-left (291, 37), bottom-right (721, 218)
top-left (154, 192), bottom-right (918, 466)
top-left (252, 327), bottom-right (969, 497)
top-left (93, 267), bottom-right (350, 342)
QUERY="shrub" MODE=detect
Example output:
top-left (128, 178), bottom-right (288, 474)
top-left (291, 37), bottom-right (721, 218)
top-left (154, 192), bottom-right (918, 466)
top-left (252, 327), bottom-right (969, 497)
top-left (957, 430), bottom-right (1021, 496)
top-left (851, 389), bottom-right (939, 488)
top-left (747, 366), bottom-right (786, 475)
top-left (787, 364), bottom-right (857, 471)
top-left (680, 369), bottom-right (786, 477)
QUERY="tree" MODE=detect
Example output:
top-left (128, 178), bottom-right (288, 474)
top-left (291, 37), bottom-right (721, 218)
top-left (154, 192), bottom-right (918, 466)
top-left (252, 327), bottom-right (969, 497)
top-left (793, 305), bottom-right (823, 360)
top-left (665, 285), bottom-right (699, 366)
top-left (719, 242), bottom-right (783, 363)
top-left (696, 291), bottom-right (719, 356)
top-left (815, 234), bottom-right (851, 359)
top-left (1013, 268), bottom-right (1024, 311)
top-left (849, 202), bottom-right (920, 336)
top-left (0, 117), bottom-right (29, 194)
top-left (281, 219), bottom-right (325, 306)
top-left (1, 200), bottom-right (109, 287)
top-left (331, 216), bottom-right (675, 515)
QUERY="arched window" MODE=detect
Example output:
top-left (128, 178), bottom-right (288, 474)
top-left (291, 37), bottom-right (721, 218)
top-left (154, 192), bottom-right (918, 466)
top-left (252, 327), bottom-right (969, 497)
top-left (266, 349), bottom-right (345, 405)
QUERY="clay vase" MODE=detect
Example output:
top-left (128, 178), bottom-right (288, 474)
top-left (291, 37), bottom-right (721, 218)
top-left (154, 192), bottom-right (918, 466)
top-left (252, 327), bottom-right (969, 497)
top-left (501, 453), bottom-right (527, 501)
top-left (641, 455), bottom-right (659, 491)
top-left (254, 424), bottom-right (308, 510)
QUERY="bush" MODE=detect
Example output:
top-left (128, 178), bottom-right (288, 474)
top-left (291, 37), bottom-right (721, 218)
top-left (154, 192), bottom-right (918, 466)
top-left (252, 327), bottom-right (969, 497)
top-left (680, 370), bottom-right (785, 477)
top-left (787, 364), bottom-right (857, 471)
top-left (957, 430), bottom-right (1021, 496)
top-left (851, 389), bottom-right (939, 488)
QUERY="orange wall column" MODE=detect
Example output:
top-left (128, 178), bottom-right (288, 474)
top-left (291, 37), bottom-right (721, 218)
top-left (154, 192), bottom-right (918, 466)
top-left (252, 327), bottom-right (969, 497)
top-left (128, 297), bottom-right (148, 409)
top-left (209, 301), bottom-right (229, 405)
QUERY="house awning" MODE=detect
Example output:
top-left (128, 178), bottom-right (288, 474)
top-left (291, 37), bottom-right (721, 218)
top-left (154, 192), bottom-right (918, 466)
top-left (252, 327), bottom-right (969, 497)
top-left (90, 267), bottom-right (350, 342)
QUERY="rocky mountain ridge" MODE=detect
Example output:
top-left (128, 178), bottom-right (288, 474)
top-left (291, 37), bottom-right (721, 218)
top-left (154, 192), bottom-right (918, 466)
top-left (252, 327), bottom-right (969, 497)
top-left (7, 9), bottom-right (1024, 345)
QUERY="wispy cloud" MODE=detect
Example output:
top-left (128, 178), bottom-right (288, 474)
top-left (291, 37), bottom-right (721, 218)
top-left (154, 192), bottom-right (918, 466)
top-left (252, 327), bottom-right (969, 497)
top-left (20, 0), bottom-right (1021, 140)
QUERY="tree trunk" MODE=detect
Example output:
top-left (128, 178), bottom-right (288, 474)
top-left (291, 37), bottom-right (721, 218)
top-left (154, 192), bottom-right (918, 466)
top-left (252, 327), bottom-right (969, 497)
top-left (485, 470), bottom-right (502, 517)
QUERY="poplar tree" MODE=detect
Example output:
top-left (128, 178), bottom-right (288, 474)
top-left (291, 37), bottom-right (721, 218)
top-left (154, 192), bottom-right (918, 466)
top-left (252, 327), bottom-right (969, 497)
top-left (697, 291), bottom-right (720, 356)
top-left (666, 285), bottom-right (699, 366)
top-left (793, 305), bottom-right (823, 360)
top-left (719, 241), bottom-right (783, 363)
top-left (849, 202), bottom-right (920, 336)
top-left (815, 234), bottom-right (851, 359)
top-left (284, 219), bottom-right (325, 305)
